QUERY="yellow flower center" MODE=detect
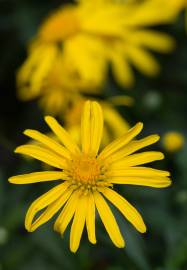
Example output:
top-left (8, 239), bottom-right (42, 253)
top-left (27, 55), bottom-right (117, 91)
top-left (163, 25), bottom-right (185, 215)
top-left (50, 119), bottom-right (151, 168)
top-left (66, 154), bottom-right (110, 193)
top-left (39, 7), bottom-right (81, 42)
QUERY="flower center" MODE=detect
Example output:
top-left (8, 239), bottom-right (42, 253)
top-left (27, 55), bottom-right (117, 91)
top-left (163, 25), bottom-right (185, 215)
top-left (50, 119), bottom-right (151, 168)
top-left (39, 7), bottom-right (81, 42)
top-left (69, 154), bottom-right (101, 185)
top-left (64, 154), bottom-right (112, 194)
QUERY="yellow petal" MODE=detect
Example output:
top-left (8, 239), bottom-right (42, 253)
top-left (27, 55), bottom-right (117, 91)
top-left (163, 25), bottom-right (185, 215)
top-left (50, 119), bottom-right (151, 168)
top-left (103, 103), bottom-right (130, 138)
top-left (86, 193), bottom-right (96, 244)
top-left (125, 46), bottom-right (160, 76)
top-left (98, 122), bottom-right (143, 160)
top-left (45, 116), bottom-right (80, 155)
top-left (81, 101), bottom-right (103, 156)
top-left (106, 134), bottom-right (160, 164)
top-left (107, 167), bottom-right (170, 178)
top-left (30, 187), bottom-right (73, 232)
top-left (15, 145), bottom-right (67, 169)
top-left (8, 171), bottom-right (69, 184)
top-left (101, 188), bottom-right (146, 233)
top-left (128, 30), bottom-right (175, 53)
top-left (110, 53), bottom-right (134, 88)
top-left (70, 195), bottom-right (87, 253)
top-left (109, 176), bottom-right (171, 188)
top-left (54, 191), bottom-right (79, 234)
top-left (25, 182), bottom-right (69, 231)
top-left (24, 129), bottom-right (71, 160)
top-left (111, 151), bottom-right (164, 168)
top-left (94, 191), bottom-right (125, 248)
top-left (81, 100), bottom-right (91, 154)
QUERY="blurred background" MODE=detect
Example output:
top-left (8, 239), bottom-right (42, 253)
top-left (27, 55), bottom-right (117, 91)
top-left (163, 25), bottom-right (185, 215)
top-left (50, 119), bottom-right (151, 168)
top-left (0, 0), bottom-right (187, 269)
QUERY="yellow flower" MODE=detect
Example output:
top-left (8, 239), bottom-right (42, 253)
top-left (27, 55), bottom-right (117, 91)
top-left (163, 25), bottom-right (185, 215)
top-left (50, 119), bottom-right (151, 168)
top-left (9, 101), bottom-right (171, 252)
top-left (18, 57), bottom-right (100, 116)
top-left (162, 131), bottom-right (185, 152)
top-left (18, 0), bottom-right (182, 95)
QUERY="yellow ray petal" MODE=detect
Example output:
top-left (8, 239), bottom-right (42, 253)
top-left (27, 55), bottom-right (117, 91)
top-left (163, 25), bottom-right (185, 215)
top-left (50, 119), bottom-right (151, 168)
top-left (30, 187), bottom-right (73, 232)
top-left (125, 46), bottom-right (160, 76)
top-left (94, 191), bottom-right (125, 248)
top-left (109, 176), bottom-right (171, 188)
top-left (110, 53), bottom-right (134, 88)
top-left (106, 134), bottom-right (160, 164)
top-left (98, 122), bottom-right (143, 160)
top-left (45, 116), bottom-right (80, 155)
top-left (15, 145), bottom-right (67, 169)
top-left (8, 171), bottom-right (69, 184)
top-left (86, 193), bottom-right (96, 244)
top-left (81, 100), bottom-right (91, 154)
top-left (81, 101), bottom-right (103, 156)
top-left (111, 151), bottom-right (164, 169)
top-left (128, 30), bottom-right (175, 53)
top-left (25, 182), bottom-right (69, 231)
top-left (101, 188), bottom-right (146, 233)
top-left (90, 102), bottom-right (103, 156)
top-left (107, 167), bottom-right (170, 178)
top-left (24, 129), bottom-right (71, 160)
top-left (54, 191), bottom-right (79, 234)
top-left (70, 195), bottom-right (87, 253)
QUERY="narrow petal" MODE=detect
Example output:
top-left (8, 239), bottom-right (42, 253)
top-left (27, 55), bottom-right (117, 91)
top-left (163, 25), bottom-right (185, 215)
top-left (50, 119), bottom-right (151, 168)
top-left (107, 167), bottom-right (170, 178)
top-left (101, 188), bottom-right (146, 233)
top-left (24, 129), bottom-right (71, 160)
top-left (8, 171), bottom-right (69, 184)
top-left (111, 151), bottom-right (164, 168)
top-left (81, 100), bottom-right (91, 154)
top-left (110, 52), bottom-right (134, 88)
top-left (125, 46), bottom-right (160, 76)
top-left (128, 30), bottom-right (175, 53)
top-left (25, 182), bottom-right (69, 231)
top-left (15, 145), bottom-right (67, 169)
top-left (94, 191), bottom-right (125, 248)
top-left (30, 187), bottom-right (73, 232)
top-left (54, 191), bottom-right (79, 234)
top-left (106, 135), bottom-right (160, 164)
top-left (109, 176), bottom-right (171, 188)
top-left (90, 102), bottom-right (103, 156)
top-left (70, 195), bottom-right (87, 253)
top-left (45, 116), bottom-right (80, 155)
top-left (98, 122), bottom-right (143, 160)
top-left (81, 101), bottom-right (103, 156)
top-left (86, 193), bottom-right (96, 244)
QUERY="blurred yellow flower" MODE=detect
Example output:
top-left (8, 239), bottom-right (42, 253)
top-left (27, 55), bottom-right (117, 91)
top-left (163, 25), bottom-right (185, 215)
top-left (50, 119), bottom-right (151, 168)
top-left (162, 131), bottom-right (185, 152)
top-left (18, 57), bottom-right (100, 116)
top-left (9, 100), bottom-right (171, 252)
top-left (17, 0), bottom-right (183, 94)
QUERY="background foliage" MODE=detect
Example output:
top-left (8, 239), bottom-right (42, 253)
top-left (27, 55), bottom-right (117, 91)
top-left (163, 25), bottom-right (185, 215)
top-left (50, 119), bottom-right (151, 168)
top-left (0, 1), bottom-right (187, 269)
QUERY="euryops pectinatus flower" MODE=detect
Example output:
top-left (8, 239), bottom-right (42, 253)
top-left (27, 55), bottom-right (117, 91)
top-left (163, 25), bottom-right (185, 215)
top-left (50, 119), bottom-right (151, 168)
top-left (9, 101), bottom-right (171, 252)
top-left (17, 0), bottom-right (184, 95)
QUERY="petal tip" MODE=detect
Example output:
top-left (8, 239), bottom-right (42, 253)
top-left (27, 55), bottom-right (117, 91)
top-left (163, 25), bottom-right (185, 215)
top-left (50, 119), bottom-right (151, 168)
top-left (8, 177), bottom-right (14, 184)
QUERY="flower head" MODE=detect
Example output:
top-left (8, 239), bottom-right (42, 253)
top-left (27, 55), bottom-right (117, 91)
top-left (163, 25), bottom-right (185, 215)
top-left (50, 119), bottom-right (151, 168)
top-left (9, 101), bottom-right (171, 252)
top-left (162, 131), bottom-right (185, 152)
top-left (17, 0), bottom-right (183, 97)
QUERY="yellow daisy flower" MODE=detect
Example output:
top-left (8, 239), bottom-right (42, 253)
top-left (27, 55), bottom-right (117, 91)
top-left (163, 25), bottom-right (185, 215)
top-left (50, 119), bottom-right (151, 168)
top-left (162, 131), bottom-right (185, 153)
top-left (18, 0), bottom-right (183, 95)
top-left (9, 101), bottom-right (171, 252)
top-left (18, 57), bottom-right (101, 116)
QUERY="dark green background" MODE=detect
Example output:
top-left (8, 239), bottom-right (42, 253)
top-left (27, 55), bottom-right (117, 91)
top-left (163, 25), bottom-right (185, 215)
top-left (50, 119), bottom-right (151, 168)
top-left (0, 1), bottom-right (187, 269)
